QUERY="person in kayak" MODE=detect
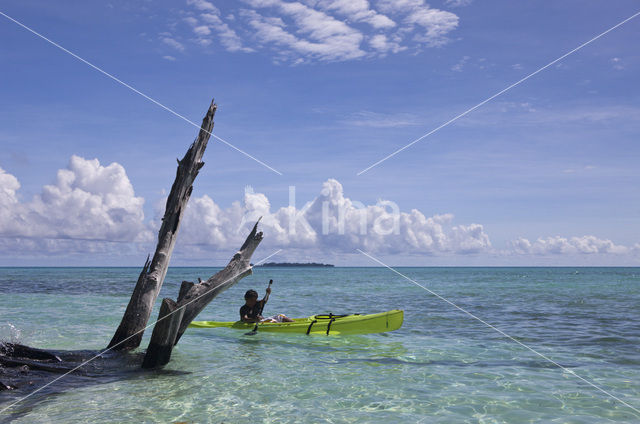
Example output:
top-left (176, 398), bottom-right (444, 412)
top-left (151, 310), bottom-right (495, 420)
top-left (240, 286), bottom-right (293, 323)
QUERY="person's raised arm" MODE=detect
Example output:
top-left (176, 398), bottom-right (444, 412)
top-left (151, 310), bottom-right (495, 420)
top-left (261, 284), bottom-right (272, 306)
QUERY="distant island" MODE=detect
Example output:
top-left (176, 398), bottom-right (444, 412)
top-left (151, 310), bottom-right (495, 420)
top-left (256, 262), bottom-right (334, 267)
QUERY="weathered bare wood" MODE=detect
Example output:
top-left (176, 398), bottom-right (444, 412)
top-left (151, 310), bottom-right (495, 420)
top-left (141, 298), bottom-right (184, 368)
top-left (107, 100), bottom-right (217, 351)
top-left (177, 281), bottom-right (194, 303)
top-left (1, 380), bottom-right (15, 391)
top-left (140, 220), bottom-right (263, 368)
top-left (0, 356), bottom-right (73, 374)
top-left (0, 100), bottom-right (229, 394)
top-left (1, 343), bottom-right (62, 362)
top-left (174, 219), bottom-right (263, 344)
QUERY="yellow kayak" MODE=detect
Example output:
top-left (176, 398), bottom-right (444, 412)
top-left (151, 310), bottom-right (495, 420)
top-left (189, 310), bottom-right (403, 335)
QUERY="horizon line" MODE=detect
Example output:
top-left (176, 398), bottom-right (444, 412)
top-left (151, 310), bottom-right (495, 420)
top-left (0, 265), bottom-right (638, 269)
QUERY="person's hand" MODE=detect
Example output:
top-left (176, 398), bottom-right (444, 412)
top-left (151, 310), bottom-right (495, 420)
top-left (266, 287), bottom-right (271, 295)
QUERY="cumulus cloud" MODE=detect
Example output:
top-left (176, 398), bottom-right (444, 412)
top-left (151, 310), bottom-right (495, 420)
top-left (0, 167), bottom-right (20, 230)
top-left (169, 0), bottom-right (459, 63)
top-left (509, 235), bottom-right (629, 255)
top-left (0, 156), bottom-right (151, 243)
top-left (175, 179), bottom-right (491, 255)
top-left (3, 162), bottom-right (492, 258)
top-left (3, 159), bottom-right (635, 263)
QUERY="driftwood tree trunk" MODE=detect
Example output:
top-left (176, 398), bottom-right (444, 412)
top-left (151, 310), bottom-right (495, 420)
top-left (141, 298), bottom-right (184, 369)
top-left (141, 220), bottom-right (263, 368)
top-left (107, 100), bottom-right (217, 351)
top-left (1, 99), bottom-right (266, 397)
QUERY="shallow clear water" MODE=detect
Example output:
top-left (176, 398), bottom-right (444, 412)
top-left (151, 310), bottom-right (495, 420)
top-left (1, 267), bottom-right (639, 423)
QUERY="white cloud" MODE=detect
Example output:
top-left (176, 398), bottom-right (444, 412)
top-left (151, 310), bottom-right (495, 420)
top-left (314, 0), bottom-right (396, 29)
top-left (562, 165), bottom-right (596, 174)
top-left (2, 159), bottom-right (637, 263)
top-left (201, 13), bottom-right (254, 52)
top-left (186, 0), bottom-right (219, 13)
top-left (183, 16), bottom-right (199, 26)
top-left (163, 55), bottom-right (177, 61)
top-left (342, 110), bottom-right (420, 127)
top-left (171, 0), bottom-right (460, 63)
top-left (242, 2), bottom-right (366, 62)
top-left (451, 55), bottom-right (469, 71)
top-left (196, 38), bottom-right (213, 47)
top-left (369, 34), bottom-right (404, 53)
top-left (376, 0), bottom-right (459, 46)
top-left (161, 36), bottom-right (185, 52)
top-left (610, 57), bottom-right (624, 70)
top-left (0, 167), bottom-right (20, 226)
top-left (403, 5), bottom-right (459, 46)
top-left (193, 25), bottom-right (212, 36)
top-left (450, 56), bottom-right (493, 73)
top-left (509, 235), bottom-right (629, 255)
top-left (445, 0), bottom-right (472, 7)
top-left (182, 8), bottom-right (253, 53)
top-left (0, 156), bottom-right (151, 243)
top-left (174, 178), bottom-right (491, 255)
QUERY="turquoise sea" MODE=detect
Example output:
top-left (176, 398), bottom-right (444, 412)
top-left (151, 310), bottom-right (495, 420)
top-left (1, 267), bottom-right (639, 423)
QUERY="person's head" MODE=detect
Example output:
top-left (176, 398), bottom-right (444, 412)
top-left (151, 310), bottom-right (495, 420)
top-left (244, 289), bottom-right (259, 306)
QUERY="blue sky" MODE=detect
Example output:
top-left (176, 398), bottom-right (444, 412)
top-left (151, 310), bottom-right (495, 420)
top-left (0, 0), bottom-right (639, 266)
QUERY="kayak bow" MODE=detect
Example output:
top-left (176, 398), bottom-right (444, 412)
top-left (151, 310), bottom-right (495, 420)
top-left (189, 310), bottom-right (403, 335)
